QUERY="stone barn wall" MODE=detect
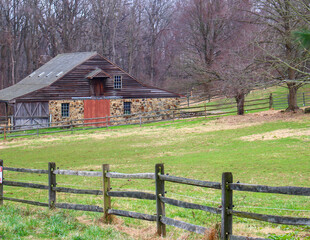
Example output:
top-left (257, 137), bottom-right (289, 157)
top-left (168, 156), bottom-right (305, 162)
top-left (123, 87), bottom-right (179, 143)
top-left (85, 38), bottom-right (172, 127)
top-left (49, 100), bottom-right (84, 125)
top-left (49, 98), bottom-right (180, 126)
top-left (109, 98), bottom-right (180, 124)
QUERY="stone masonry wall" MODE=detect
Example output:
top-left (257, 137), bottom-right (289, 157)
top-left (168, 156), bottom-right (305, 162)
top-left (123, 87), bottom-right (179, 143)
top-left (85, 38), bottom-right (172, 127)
top-left (109, 98), bottom-right (180, 124)
top-left (48, 98), bottom-right (180, 127)
top-left (49, 100), bottom-right (84, 125)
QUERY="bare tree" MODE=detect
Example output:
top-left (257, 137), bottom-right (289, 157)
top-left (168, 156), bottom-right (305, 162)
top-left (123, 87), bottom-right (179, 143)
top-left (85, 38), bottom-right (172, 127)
top-left (143, 0), bottom-right (174, 86)
top-left (252, 0), bottom-right (310, 111)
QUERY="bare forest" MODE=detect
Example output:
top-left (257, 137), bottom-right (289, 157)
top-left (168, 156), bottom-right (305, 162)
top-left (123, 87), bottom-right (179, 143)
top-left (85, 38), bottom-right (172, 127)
top-left (0, 0), bottom-right (309, 112)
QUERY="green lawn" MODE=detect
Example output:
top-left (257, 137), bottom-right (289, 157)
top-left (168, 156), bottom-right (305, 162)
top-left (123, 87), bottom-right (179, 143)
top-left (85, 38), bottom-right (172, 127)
top-left (0, 112), bottom-right (309, 239)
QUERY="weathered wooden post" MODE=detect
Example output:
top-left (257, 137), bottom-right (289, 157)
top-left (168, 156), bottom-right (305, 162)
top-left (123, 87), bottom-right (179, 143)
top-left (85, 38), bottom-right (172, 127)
top-left (187, 95), bottom-right (190, 107)
top-left (269, 93), bottom-right (273, 109)
top-left (303, 93), bottom-right (306, 106)
top-left (10, 116), bottom-right (13, 131)
top-left (0, 159), bottom-right (3, 205)
top-left (139, 114), bottom-right (142, 127)
top-left (70, 120), bottom-right (73, 134)
top-left (48, 162), bottom-right (56, 209)
top-left (204, 104), bottom-right (207, 119)
top-left (3, 126), bottom-right (6, 141)
top-left (221, 172), bottom-right (233, 240)
top-left (102, 164), bottom-right (111, 224)
top-left (106, 115), bottom-right (109, 130)
top-left (155, 163), bottom-right (166, 237)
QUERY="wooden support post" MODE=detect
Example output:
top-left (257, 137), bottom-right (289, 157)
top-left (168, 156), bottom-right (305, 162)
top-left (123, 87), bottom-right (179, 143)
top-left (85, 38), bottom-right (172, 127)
top-left (139, 114), bottom-right (142, 127)
top-left (204, 104), bottom-right (207, 119)
top-left (70, 120), bottom-right (73, 134)
top-left (0, 160), bottom-right (3, 205)
top-left (10, 116), bottom-right (13, 131)
top-left (3, 126), bottom-right (6, 141)
top-left (103, 164), bottom-right (111, 224)
top-left (303, 93), bottom-right (305, 106)
top-left (48, 162), bottom-right (56, 209)
top-left (221, 172), bottom-right (233, 240)
top-left (269, 93), bottom-right (273, 109)
top-left (155, 163), bottom-right (166, 237)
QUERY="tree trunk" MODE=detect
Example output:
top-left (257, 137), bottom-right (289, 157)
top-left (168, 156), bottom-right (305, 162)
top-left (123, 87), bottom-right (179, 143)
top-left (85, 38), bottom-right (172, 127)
top-left (286, 83), bottom-right (299, 111)
top-left (235, 93), bottom-right (245, 115)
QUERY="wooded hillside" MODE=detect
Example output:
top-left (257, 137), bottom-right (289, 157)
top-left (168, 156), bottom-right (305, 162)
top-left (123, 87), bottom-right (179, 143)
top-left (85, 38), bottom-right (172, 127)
top-left (0, 0), bottom-right (309, 111)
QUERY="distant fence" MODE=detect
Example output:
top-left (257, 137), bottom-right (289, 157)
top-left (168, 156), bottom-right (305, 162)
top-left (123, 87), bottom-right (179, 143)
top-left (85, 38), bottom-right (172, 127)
top-left (272, 92), bottom-right (310, 110)
top-left (1, 92), bottom-right (310, 140)
top-left (0, 96), bottom-right (272, 140)
top-left (1, 160), bottom-right (309, 239)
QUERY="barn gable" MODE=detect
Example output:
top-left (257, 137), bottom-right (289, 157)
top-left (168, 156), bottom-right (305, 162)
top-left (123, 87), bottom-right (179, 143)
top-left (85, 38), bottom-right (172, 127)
top-left (0, 52), bottom-right (180, 103)
top-left (0, 52), bottom-right (97, 103)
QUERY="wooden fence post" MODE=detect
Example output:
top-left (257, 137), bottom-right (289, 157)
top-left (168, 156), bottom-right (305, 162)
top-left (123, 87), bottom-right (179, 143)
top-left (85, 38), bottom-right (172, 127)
top-left (303, 93), bottom-right (306, 106)
top-left (106, 115), bottom-right (109, 130)
top-left (0, 160), bottom-right (3, 205)
top-left (70, 120), bottom-right (73, 134)
top-left (48, 162), bottom-right (56, 209)
top-left (269, 93), bottom-right (273, 109)
top-left (221, 172), bottom-right (233, 240)
top-left (3, 126), bottom-right (6, 141)
top-left (204, 104), bottom-right (207, 119)
top-left (155, 163), bottom-right (166, 237)
top-left (102, 164), bottom-right (111, 224)
top-left (139, 114), bottom-right (142, 127)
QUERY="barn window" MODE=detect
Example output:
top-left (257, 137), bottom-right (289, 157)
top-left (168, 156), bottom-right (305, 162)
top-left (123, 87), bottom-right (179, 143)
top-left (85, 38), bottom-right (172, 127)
top-left (114, 75), bottom-right (122, 89)
top-left (61, 103), bottom-right (70, 117)
top-left (124, 102), bottom-right (131, 115)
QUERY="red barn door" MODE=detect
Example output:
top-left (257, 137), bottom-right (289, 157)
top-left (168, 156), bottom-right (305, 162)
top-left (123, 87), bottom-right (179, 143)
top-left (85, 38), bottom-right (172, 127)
top-left (84, 99), bottom-right (110, 126)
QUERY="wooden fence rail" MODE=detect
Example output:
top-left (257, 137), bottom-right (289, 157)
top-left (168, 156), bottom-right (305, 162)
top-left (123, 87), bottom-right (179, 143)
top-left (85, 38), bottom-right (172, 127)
top-left (0, 95), bottom-right (273, 139)
top-left (1, 92), bottom-right (310, 140)
top-left (0, 160), bottom-right (309, 239)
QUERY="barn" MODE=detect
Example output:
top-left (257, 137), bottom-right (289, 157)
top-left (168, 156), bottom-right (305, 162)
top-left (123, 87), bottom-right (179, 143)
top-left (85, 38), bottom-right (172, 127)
top-left (0, 52), bottom-right (180, 128)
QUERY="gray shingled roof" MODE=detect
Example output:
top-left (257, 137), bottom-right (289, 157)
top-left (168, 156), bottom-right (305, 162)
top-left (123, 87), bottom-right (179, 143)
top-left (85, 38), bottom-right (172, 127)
top-left (0, 52), bottom-right (97, 102)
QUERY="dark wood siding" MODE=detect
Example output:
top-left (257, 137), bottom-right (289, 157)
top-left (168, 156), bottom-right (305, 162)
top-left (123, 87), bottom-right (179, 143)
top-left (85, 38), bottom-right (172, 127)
top-left (16, 54), bottom-right (180, 102)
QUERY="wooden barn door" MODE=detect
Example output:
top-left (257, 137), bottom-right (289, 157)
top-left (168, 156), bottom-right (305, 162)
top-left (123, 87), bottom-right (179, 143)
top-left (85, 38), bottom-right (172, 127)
top-left (14, 102), bottom-right (49, 129)
top-left (84, 99), bottom-right (110, 126)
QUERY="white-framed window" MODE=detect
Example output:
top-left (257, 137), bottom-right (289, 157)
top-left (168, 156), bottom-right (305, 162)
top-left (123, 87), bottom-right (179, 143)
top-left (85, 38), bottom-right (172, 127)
top-left (124, 102), bottom-right (131, 115)
top-left (61, 103), bottom-right (70, 117)
top-left (114, 75), bottom-right (122, 89)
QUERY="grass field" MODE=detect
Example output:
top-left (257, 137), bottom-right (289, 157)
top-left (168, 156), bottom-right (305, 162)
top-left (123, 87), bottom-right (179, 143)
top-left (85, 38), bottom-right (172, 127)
top-left (0, 110), bottom-right (309, 239)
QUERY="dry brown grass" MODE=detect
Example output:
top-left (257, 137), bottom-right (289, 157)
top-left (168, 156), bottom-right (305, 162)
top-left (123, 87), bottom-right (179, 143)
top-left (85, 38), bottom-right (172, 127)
top-left (240, 128), bottom-right (310, 141)
top-left (202, 223), bottom-right (220, 240)
top-left (1, 110), bottom-right (309, 151)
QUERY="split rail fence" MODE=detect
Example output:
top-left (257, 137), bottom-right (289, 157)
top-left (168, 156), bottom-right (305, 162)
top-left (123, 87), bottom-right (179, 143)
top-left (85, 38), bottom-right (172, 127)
top-left (1, 92), bottom-right (310, 140)
top-left (0, 160), bottom-right (309, 239)
top-left (0, 96), bottom-right (272, 139)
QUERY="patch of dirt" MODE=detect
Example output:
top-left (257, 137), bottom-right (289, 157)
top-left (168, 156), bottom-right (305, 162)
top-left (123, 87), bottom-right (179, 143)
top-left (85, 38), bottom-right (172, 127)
top-left (241, 128), bottom-right (310, 141)
top-left (213, 109), bottom-right (308, 126)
